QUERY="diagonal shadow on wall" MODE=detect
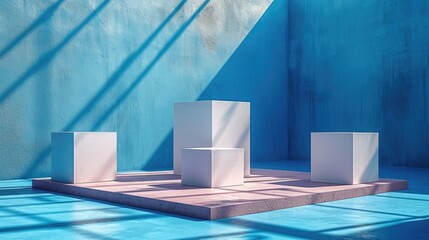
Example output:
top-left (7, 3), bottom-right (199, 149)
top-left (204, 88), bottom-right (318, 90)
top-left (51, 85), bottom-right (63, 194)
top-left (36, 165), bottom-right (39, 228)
top-left (13, 0), bottom-right (115, 179)
top-left (0, 0), bottom-right (65, 59)
top-left (90, 0), bottom-right (211, 130)
top-left (143, 0), bottom-right (288, 170)
top-left (62, 0), bottom-right (188, 132)
top-left (20, 0), bottom-right (209, 179)
top-left (0, 0), bottom-right (111, 104)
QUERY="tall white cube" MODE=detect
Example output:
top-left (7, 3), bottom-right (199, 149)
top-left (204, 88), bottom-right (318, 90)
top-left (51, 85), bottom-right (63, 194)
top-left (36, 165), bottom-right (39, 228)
top-left (311, 132), bottom-right (379, 184)
top-left (174, 101), bottom-right (250, 176)
top-left (181, 148), bottom-right (244, 188)
top-left (51, 132), bottom-right (117, 184)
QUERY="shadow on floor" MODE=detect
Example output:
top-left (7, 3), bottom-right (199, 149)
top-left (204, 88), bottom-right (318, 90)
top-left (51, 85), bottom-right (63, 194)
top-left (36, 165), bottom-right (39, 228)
top-left (0, 186), bottom-right (45, 196)
top-left (343, 218), bottom-right (429, 239)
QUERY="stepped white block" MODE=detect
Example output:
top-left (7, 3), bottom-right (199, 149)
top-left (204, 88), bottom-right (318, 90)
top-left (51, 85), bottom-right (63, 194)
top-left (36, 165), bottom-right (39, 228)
top-left (174, 100), bottom-right (250, 176)
top-left (51, 132), bottom-right (117, 184)
top-left (311, 132), bottom-right (379, 184)
top-left (181, 147), bottom-right (244, 188)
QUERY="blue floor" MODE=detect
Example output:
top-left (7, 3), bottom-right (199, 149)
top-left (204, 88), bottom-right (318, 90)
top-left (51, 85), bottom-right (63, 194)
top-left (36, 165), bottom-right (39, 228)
top-left (1, 161), bottom-right (428, 239)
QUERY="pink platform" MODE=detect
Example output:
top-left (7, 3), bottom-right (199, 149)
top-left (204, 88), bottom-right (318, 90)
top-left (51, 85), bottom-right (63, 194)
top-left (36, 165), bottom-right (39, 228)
top-left (32, 169), bottom-right (408, 220)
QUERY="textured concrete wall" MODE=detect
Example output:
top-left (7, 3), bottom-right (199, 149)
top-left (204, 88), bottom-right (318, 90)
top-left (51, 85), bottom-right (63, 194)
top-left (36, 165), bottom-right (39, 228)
top-left (288, 0), bottom-right (429, 167)
top-left (0, 0), bottom-right (288, 179)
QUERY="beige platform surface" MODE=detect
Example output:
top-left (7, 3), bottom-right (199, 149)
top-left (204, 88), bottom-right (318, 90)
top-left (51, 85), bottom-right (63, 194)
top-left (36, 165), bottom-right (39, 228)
top-left (32, 169), bottom-right (408, 220)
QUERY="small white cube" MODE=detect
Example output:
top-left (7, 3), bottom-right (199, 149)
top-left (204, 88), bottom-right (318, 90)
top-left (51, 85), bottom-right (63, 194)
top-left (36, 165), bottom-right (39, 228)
top-left (51, 132), bottom-right (117, 184)
top-left (174, 101), bottom-right (250, 176)
top-left (311, 132), bottom-right (379, 184)
top-left (181, 148), bottom-right (244, 188)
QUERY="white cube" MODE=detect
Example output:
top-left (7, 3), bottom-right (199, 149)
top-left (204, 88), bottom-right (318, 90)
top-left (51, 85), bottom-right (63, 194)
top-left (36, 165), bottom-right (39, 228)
top-left (181, 147), bottom-right (244, 188)
top-left (174, 101), bottom-right (250, 176)
top-left (51, 132), bottom-right (117, 184)
top-left (311, 132), bottom-right (379, 184)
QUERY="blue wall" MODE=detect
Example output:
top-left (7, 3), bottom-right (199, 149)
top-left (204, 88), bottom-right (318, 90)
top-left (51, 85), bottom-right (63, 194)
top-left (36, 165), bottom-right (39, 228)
top-left (3, 0), bottom-right (428, 180)
top-left (288, 0), bottom-right (429, 167)
top-left (0, 0), bottom-right (288, 180)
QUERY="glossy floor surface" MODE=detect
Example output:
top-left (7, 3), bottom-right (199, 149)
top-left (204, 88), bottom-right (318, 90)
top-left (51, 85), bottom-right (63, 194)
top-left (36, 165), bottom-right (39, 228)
top-left (1, 161), bottom-right (428, 239)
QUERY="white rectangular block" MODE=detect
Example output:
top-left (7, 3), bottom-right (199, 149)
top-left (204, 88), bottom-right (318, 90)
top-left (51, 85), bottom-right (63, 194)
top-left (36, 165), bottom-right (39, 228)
top-left (174, 101), bottom-right (250, 176)
top-left (51, 132), bottom-right (117, 184)
top-left (311, 132), bottom-right (379, 184)
top-left (181, 148), bottom-right (244, 188)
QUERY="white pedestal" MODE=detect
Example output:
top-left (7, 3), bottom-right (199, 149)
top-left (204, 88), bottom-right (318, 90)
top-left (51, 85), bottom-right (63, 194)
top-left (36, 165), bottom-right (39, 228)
top-left (174, 100), bottom-right (250, 176)
top-left (311, 132), bottom-right (379, 184)
top-left (51, 132), bottom-right (117, 184)
top-left (181, 148), bottom-right (244, 188)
